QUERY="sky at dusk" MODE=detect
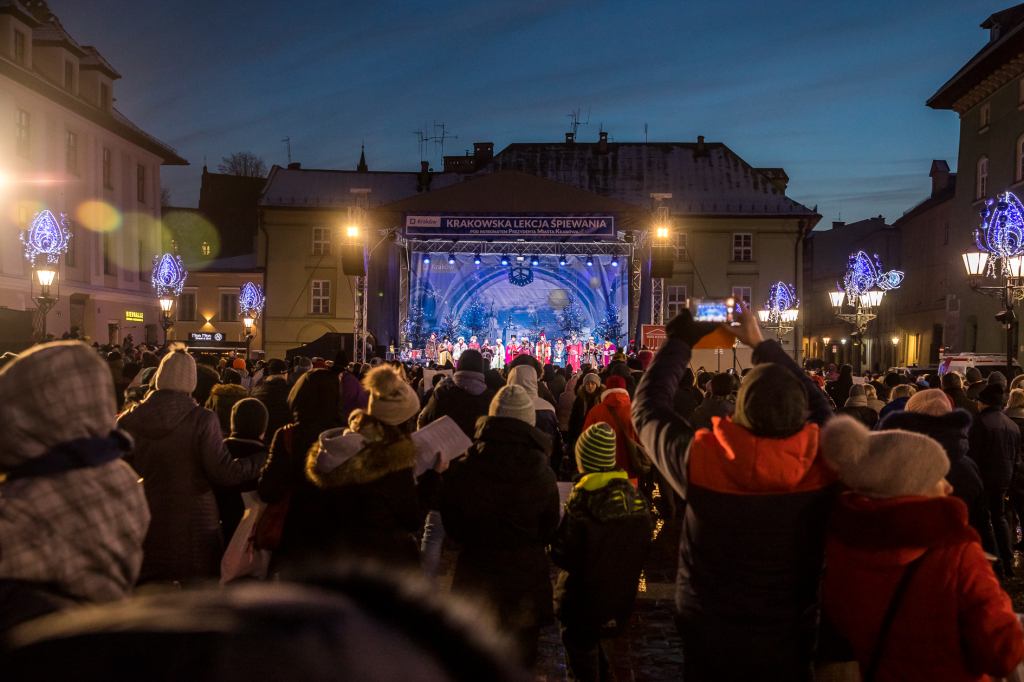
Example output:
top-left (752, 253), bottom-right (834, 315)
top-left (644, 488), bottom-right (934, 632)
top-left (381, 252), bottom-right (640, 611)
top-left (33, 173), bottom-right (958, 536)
top-left (55, 0), bottom-right (1000, 227)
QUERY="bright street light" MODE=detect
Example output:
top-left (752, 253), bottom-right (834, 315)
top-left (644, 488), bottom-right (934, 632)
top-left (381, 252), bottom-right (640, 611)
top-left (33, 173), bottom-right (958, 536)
top-left (346, 226), bottom-right (359, 238)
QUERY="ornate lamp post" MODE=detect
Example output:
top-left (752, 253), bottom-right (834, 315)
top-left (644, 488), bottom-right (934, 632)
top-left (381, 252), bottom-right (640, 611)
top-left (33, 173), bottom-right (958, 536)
top-left (238, 282), bottom-right (265, 360)
top-left (152, 253), bottom-right (187, 348)
top-left (757, 281), bottom-right (799, 345)
top-left (891, 335), bottom-right (900, 367)
top-left (21, 210), bottom-right (70, 338)
top-left (822, 336), bottom-right (831, 363)
top-left (963, 191), bottom-right (1024, 377)
top-left (830, 251), bottom-right (903, 373)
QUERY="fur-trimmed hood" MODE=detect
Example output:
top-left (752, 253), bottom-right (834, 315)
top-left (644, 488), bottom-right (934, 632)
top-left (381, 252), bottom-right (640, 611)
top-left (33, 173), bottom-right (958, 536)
top-left (209, 382), bottom-right (248, 400)
top-left (305, 425), bottom-right (417, 489)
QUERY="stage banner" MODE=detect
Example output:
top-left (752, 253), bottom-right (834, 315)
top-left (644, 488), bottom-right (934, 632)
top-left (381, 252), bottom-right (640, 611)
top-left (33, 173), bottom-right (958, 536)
top-left (640, 325), bottom-right (667, 350)
top-left (404, 214), bottom-right (615, 240)
top-left (407, 253), bottom-right (627, 350)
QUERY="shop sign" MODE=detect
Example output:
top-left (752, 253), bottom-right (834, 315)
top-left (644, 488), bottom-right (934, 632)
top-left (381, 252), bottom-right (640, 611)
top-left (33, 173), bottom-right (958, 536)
top-left (125, 311), bottom-right (145, 322)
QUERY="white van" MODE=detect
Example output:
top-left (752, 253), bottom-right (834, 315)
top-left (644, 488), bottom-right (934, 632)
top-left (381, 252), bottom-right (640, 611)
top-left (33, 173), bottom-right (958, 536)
top-left (938, 353), bottom-right (1022, 379)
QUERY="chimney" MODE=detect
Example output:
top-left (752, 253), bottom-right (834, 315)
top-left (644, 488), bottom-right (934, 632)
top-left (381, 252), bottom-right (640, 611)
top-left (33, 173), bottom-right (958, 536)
top-left (598, 131), bottom-right (608, 154)
top-left (695, 135), bottom-right (708, 158)
top-left (930, 160), bottom-right (951, 197)
top-left (287, 162), bottom-right (301, 170)
top-left (417, 160), bottom-right (432, 193)
top-left (832, 221), bottom-right (845, 230)
top-left (566, 132), bottom-right (575, 144)
top-left (473, 142), bottom-right (493, 163)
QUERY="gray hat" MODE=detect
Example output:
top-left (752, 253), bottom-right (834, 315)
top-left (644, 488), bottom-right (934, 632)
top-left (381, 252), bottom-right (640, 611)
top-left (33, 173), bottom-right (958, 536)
top-left (822, 415), bottom-right (949, 498)
top-left (231, 398), bottom-right (269, 440)
top-left (966, 367), bottom-right (983, 383)
top-left (988, 370), bottom-right (1008, 386)
top-left (153, 347), bottom-right (197, 394)
top-left (489, 385), bottom-right (536, 426)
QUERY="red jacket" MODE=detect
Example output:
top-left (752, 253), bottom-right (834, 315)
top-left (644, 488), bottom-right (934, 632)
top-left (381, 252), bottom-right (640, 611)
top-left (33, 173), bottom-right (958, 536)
top-left (824, 493), bottom-right (1024, 682)
top-left (584, 389), bottom-right (639, 476)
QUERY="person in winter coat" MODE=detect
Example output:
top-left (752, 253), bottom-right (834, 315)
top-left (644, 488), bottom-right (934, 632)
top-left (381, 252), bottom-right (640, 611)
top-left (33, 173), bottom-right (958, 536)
top-left (941, 372), bottom-right (978, 416)
top-left (557, 371), bottom-right (581, 433)
top-left (192, 356), bottom-right (221, 408)
top-left (508, 364), bottom-right (564, 472)
top-left (632, 311), bottom-right (837, 682)
top-left (118, 345), bottom-right (266, 583)
top-left (863, 384), bottom-right (886, 413)
top-left (0, 342), bottom-right (150, 631)
top-left (583, 375), bottom-right (641, 480)
top-left (548, 367), bottom-right (567, 402)
top-left (690, 373), bottom-right (736, 432)
top-left (251, 359), bottom-right (292, 445)
top-left (418, 350), bottom-right (496, 438)
top-left (507, 354), bottom-right (558, 408)
top-left (965, 366), bottom-right (986, 401)
top-left (214, 399), bottom-right (269, 543)
top-left (295, 366), bottom-right (441, 568)
top-left (336, 357), bottom-right (369, 425)
top-left (968, 383), bottom-right (1020, 577)
top-left (549, 423), bottom-right (653, 682)
top-left (838, 384), bottom-right (879, 429)
top-left (878, 390), bottom-right (998, 558)
top-left (440, 385), bottom-right (561, 667)
top-left (825, 364), bottom-right (854, 408)
top-left (1005, 388), bottom-right (1024, 550)
top-left (257, 369), bottom-right (340, 570)
top-left (205, 368), bottom-right (249, 437)
top-left (820, 415), bottom-right (1024, 682)
top-left (877, 384), bottom-right (917, 421)
top-left (567, 373), bottom-right (602, 453)
top-left (672, 369), bottom-right (703, 423)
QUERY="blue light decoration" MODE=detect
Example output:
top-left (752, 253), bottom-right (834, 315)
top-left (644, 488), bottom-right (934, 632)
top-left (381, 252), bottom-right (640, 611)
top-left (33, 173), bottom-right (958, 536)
top-left (152, 253), bottom-right (188, 297)
top-left (21, 210), bottom-right (70, 266)
top-left (764, 281), bottom-right (799, 323)
top-left (508, 266), bottom-right (534, 287)
top-left (840, 251), bottom-right (903, 300)
top-left (976, 191), bottom-right (1024, 276)
top-left (238, 282), bottom-right (265, 318)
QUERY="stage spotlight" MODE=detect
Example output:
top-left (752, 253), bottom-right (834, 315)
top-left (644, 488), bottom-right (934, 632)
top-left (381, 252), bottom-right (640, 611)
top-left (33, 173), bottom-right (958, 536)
top-left (559, 255), bottom-right (567, 266)
top-left (448, 253), bottom-right (456, 265)
top-left (531, 255), bottom-right (539, 266)
top-left (501, 254), bottom-right (509, 266)
top-left (422, 255), bottom-right (431, 265)
top-left (586, 254), bottom-right (594, 267)
top-left (611, 255), bottom-right (619, 267)
top-left (516, 254), bottom-right (525, 262)
top-left (473, 253), bottom-right (481, 265)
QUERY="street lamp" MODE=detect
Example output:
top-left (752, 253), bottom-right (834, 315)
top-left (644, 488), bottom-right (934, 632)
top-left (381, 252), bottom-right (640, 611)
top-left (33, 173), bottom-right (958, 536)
top-left (830, 251), bottom-right (904, 373)
top-left (243, 315), bottom-right (255, 360)
top-left (238, 282), bottom-right (265, 360)
top-left (22, 210), bottom-right (71, 339)
top-left (159, 297), bottom-right (174, 346)
top-left (31, 267), bottom-right (59, 337)
top-left (759, 281), bottom-right (800, 344)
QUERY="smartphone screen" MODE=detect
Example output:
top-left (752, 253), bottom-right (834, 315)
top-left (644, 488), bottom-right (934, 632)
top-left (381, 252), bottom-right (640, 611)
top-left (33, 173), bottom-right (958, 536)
top-left (695, 301), bottom-right (730, 322)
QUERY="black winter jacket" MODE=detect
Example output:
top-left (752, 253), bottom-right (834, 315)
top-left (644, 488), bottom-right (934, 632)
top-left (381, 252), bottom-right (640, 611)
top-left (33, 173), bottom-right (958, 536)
top-left (944, 387), bottom-right (979, 416)
top-left (251, 375), bottom-right (292, 446)
top-left (417, 372), bottom-right (496, 438)
top-left (440, 416), bottom-right (560, 631)
top-left (691, 395), bottom-right (735, 432)
top-left (969, 406), bottom-right (1021, 490)
top-left (550, 472), bottom-right (653, 634)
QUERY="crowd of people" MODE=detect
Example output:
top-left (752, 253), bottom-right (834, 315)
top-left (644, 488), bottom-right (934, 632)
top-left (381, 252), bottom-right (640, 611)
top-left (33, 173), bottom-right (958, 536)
top-left (2, 312), bottom-right (1024, 681)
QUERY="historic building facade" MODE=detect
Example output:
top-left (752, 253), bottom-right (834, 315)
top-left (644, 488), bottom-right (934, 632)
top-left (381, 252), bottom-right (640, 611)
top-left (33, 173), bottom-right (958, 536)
top-left (0, 1), bottom-right (186, 344)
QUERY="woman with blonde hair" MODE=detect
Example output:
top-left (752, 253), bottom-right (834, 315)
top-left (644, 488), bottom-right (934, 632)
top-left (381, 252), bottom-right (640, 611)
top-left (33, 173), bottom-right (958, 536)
top-left (877, 383), bottom-right (916, 420)
top-left (862, 384), bottom-right (885, 413)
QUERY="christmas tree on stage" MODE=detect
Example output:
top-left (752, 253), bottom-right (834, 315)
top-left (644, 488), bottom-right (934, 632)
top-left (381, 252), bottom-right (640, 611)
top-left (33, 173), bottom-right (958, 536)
top-left (438, 309), bottom-right (460, 341)
top-left (460, 295), bottom-right (489, 339)
top-left (594, 301), bottom-right (623, 344)
top-left (526, 312), bottom-right (547, 341)
top-left (555, 290), bottom-right (586, 339)
top-left (401, 304), bottom-right (428, 348)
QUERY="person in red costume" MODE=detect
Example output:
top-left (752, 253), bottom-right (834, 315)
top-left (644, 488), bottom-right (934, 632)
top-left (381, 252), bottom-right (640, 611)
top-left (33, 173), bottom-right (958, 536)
top-left (519, 336), bottom-right (532, 357)
top-left (566, 334), bottom-right (582, 373)
top-left (535, 333), bottom-right (551, 364)
top-left (506, 335), bottom-right (520, 365)
top-left (469, 336), bottom-right (481, 351)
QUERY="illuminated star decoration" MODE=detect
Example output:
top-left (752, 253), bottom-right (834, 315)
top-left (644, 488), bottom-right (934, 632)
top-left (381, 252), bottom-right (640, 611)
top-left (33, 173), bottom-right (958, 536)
top-left (976, 191), bottom-right (1024, 277)
top-left (238, 282), bottom-right (265, 318)
top-left (152, 253), bottom-right (188, 297)
top-left (21, 210), bottom-right (71, 266)
top-left (764, 281), bottom-right (799, 323)
top-left (840, 251), bottom-right (903, 300)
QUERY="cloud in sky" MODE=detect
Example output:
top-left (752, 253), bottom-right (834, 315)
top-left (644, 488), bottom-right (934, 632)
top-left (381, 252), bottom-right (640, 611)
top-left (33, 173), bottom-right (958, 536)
top-left (52, 0), bottom-right (994, 223)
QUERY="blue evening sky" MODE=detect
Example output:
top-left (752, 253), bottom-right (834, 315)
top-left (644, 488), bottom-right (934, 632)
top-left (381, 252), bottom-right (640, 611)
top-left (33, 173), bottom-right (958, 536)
top-left (57, 0), bottom-right (998, 226)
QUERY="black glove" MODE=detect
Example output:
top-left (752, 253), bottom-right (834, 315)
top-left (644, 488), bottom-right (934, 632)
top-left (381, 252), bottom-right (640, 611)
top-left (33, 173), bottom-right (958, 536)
top-left (665, 309), bottom-right (720, 348)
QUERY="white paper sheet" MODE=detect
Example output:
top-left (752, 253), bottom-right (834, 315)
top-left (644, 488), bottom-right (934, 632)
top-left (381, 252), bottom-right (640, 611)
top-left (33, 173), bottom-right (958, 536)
top-left (412, 415), bottom-right (472, 476)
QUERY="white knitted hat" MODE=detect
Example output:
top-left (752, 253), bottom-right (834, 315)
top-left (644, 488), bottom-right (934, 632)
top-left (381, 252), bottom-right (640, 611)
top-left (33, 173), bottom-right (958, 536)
top-left (489, 385), bottom-right (536, 426)
top-left (822, 416), bottom-right (949, 498)
top-left (153, 346), bottom-right (197, 393)
top-left (363, 365), bottom-right (420, 426)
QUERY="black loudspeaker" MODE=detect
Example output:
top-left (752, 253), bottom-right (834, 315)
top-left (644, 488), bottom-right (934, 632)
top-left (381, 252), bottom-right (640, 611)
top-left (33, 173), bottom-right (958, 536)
top-left (650, 245), bottom-right (674, 279)
top-left (341, 243), bottom-right (366, 276)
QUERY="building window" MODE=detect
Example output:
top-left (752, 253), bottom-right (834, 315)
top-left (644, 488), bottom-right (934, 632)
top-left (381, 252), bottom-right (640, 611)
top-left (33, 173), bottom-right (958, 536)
top-left (312, 227), bottom-right (331, 255)
top-left (171, 239), bottom-right (179, 255)
top-left (65, 220), bottom-right (76, 267)
top-left (980, 102), bottom-right (991, 130)
top-left (16, 109), bottom-right (29, 158)
top-left (311, 280), bottom-right (330, 313)
top-left (65, 131), bottom-right (77, 175)
top-left (978, 156), bottom-right (989, 200)
top-left (136, 165), bottom-right (145, 202)
top-left (732, 286), bottom-right (752, 311)
top-left (674, 233), bottom-right (688, 260)
top-left (64, 61), bottom-right (73, 92)
top-left (201, 241), bottom-right (210, 256)
top-left (102, 148), bottom-right (112, 188)
top-left (732, 233), bottom-right (753, 262)
top-left (666, 285), bottom-right (687, 318)
top-left (220, 292), bottom-right (239, 322)
top-left (99, 82), bottom-right (109, 112)
top-left (103, 232), bottom-right (116, 275)
top-left (13, 30), bottom-right (25, 65)
top-left (177, 291), bottom-right (196, 322)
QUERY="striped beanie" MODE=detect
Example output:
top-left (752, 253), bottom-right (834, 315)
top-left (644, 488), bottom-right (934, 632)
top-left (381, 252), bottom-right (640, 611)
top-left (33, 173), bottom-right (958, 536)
top-left (575, 423), bottom-right (618, 473)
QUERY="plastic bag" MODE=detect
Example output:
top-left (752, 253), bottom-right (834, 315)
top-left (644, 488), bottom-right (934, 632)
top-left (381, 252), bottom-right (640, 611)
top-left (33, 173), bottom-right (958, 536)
top-left (220, 492), bottom-right (271, 584)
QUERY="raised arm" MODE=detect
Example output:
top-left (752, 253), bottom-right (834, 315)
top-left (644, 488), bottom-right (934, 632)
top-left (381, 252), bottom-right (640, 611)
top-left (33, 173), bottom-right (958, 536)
top-left (197, 409), bottom-right (267, 487)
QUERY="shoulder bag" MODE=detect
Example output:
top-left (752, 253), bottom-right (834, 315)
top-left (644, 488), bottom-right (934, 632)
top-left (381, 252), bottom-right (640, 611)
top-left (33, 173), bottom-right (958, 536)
top-left (254, 424), bottom-right (294, 552)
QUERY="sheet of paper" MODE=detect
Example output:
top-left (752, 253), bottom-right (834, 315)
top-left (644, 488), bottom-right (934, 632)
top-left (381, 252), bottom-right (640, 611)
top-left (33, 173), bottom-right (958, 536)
top-left (412, 415), bottom-right (472, 476)
top-left (423, 369), bottom-right (454, 388)
top-left (557, 481), bottom-right (575, 521)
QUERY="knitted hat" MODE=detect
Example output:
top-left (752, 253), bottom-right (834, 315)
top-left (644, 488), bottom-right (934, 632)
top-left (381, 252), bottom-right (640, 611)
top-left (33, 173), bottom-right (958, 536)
top-left (363, 366), bottom-right (420, 425)
top-left (582, 373), bottom-right (601, 389)
top-left (966, 367), bottom-right (983, 383)
top-left (906, 389), bottom-right (952, 416)
top-left (222, 368), bottom-right (242, 386)
top-left (606, 375), bottom-right (626, 390)
top-left (456, 349), bottom-right (485, 373)
top-left (575, 423), bottom-right (618, 473)
top-left (979, 383), bottom-right (1007, 407)
top-left (989, 371), bottom-right (1008, 386)
top-left (489, 385), bottom-right (536, 426)
top-left (733, 363), bottom-right (807, 439)
top-left (231, 398), bottom-right (269, 440)
top-left (822, 415), bottom-right (949, 498)
top-left (153, 346), bottom-right (197, 393)
top-left (232, 358), bottom-right (246, 370)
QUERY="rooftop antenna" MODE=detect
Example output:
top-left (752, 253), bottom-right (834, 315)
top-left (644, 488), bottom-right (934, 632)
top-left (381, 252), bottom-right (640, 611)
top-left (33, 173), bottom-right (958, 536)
top-left (431, 121), bottom-right (457, 158)
top-left (566, 107), bottom-right (590, 137)
top-left (644, 123), bottom-right (648, 142)
top-left (413, 128), bottom-right (429, 161)
top-left (282, 137), bottom-right (291, 165)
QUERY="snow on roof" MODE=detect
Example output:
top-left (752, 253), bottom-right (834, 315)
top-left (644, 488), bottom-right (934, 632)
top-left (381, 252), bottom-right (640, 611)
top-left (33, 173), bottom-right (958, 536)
top-left (260, 167), bottom-right (462, 208)
top-left (475, 142), bottom-right (818, 217)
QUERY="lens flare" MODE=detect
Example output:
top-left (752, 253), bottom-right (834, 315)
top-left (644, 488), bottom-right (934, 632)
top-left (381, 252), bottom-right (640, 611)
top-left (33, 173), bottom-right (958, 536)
top-left (76, 200), bottom-right (122, 232)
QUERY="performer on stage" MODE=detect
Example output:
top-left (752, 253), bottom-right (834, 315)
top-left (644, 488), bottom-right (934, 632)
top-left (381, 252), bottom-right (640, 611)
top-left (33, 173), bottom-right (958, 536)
top-left (519, 336), bottom-right (531, 357)
top-left (453, 336), bottom-right (468, 362)
top-left (584, 337), bottom-right (597, 366)
top-left (400, 343), bottom-right (412, 362)
top-left (565, 334), bottom-right (581, 372)
top-left (425, 333), bottom-right (439, 364)
top-left (601, 337), bottom-right (617, 368)
top-left (493, 338), bottom-right (506, 370)
top-left (535, 333), bottom-right (551, 365)
top-left (480, 339), bottom-right (493, 365)
top-left (553, 337), bottom-right (565, 367)
top-left (469, 336), bottom-right (480, 351)
top-left (506, 334), bottom-right (519, 365)
top-left (438, 337), bottom-right (453, 366)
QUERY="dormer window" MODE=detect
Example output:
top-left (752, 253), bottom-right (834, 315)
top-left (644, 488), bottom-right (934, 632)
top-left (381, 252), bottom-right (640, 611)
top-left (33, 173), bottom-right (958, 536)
top-left (13, 30), bottom-right (25, 65)
top-left (99, 82), bottom-right (109, 111)
top-left (980, 102), bottom-right (992, 130)
top-left (64, 62), bottom-right (73, 92)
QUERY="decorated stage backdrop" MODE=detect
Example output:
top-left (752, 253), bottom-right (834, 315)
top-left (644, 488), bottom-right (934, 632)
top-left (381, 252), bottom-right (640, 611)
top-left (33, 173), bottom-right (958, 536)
top-left (406, 253), bottom-right (628, 348)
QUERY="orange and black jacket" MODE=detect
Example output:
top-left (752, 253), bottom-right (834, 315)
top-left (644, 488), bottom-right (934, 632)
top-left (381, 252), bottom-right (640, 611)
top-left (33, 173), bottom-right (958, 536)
top-left (633, 337), bottom-right (838, 671)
